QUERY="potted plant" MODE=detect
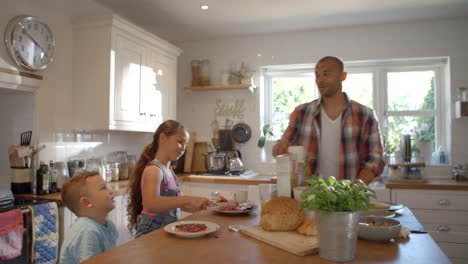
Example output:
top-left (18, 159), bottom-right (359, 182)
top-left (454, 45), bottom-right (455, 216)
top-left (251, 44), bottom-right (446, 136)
top-left (300, 176), bottom-right (376, 261)
top-left (257, 124), bottom-right (274, 148)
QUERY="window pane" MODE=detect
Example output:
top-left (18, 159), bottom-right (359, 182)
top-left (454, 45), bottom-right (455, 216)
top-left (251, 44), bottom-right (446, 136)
top-left (386, 116), bottom-right (435, 155)
top-left (342, 73), bottom-right (373, 108)
top-left (388, 71), bottom-right (435, 111)
top-left (272, 77), bottom-right (317, 137)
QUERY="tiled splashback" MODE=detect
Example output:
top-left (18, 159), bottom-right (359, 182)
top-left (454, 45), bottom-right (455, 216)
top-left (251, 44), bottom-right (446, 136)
top-left (40, 129), bottom-right (153, 164)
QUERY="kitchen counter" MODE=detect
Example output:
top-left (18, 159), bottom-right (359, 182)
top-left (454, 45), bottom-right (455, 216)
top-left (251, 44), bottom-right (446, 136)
top-left (386, 179), bottom-right (468, 190)
top-left (13, 173), bottom-right (276, 204)
top-left (81, 208), bottom-right (449, 264)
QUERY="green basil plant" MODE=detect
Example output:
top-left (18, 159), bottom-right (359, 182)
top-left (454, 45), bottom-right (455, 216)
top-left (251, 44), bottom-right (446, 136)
top-left (299, 176), bottom-right (376, 217)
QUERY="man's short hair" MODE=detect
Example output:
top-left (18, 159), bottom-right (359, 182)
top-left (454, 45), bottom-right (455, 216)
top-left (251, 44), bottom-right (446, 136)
top-left (61, 171), bottom-right (100, 215)
top-left (317, 56), bottom-right (344, 72)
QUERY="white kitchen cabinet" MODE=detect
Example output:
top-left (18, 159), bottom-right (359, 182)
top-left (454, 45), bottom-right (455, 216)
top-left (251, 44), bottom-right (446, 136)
top-left (392, 189), bottom-right (468, 263)
top-left (72, 16), bottom-right (181, 132)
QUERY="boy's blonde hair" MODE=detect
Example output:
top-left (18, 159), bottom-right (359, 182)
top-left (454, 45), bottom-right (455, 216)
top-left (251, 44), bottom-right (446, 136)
top-left (61, 171), bottom-right (100, 215)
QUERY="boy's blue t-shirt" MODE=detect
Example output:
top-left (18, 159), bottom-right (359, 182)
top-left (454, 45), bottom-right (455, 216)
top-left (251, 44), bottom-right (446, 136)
top-left (60, 216), bottom-right (118, 264)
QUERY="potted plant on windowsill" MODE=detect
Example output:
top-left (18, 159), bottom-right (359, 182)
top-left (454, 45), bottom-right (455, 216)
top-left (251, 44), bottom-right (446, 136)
top-left (300, 176), bottom-right (376, 262)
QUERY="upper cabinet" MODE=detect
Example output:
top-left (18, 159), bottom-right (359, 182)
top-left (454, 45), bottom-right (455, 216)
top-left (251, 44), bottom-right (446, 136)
top-left (72, 16), bottom-right (182, 132)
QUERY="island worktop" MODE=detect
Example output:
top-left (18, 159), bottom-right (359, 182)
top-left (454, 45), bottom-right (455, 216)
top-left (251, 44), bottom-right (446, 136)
top-left (81, 208), bottom-right (449, 264)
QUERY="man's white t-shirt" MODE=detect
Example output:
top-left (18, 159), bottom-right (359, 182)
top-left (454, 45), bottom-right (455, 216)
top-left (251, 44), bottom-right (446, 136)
top-left (317, 106), bottom-right (341, 178)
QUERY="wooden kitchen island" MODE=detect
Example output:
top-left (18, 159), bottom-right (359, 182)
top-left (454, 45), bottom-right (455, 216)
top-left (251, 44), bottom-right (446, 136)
top-left (82, 208), bottom-right (450, 264)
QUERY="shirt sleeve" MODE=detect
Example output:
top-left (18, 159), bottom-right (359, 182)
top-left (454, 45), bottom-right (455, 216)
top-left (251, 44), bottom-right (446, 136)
top-left (361, 111), bottom-right (386, 176)
top-left (281, 105), bottom-right (302, 144)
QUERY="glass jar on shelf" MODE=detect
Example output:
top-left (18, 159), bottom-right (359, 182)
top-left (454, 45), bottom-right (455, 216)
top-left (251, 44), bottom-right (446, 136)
top-left (86, 158), bottom-right (106, 180)
top-left (127, 155), bottom-right (136, 179)
top-left (106, 162), bottom-right (119, 182)
top-left (199, 59), bottom-right (211, 86)
top-left (117, 151), bottom-right (128, 180)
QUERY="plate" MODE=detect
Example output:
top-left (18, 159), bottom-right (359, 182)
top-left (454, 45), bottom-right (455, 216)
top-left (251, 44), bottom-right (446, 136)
top-left (370, 201), bottom-right (404, 211)
top-left (231, 123), bottom-right (252, 143)
top-left (210, 202), bottom-right (257, 215)
top-left (361, 210), bottom-right (396, 218)
top-left (164, 221), bottom-right (220, 238)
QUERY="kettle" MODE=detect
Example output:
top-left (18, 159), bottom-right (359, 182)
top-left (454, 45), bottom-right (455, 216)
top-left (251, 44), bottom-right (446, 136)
top-left (226, 150), bottom-right (244, 172)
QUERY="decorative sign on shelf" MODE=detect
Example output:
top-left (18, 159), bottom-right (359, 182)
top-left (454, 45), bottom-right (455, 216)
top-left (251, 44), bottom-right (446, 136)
top-left (214, 99), bottom-right (246, 120)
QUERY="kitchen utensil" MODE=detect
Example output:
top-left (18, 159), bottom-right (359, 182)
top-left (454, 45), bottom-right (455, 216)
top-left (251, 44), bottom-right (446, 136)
top-left (20, 131), bottom-right (32, 146)
top-left (225, 150), bottom-right (244, 172)
top-left (203, 149), bottom-right (226, 172)
top-left (184, 132), bottom-right (197, 173)
top-left (231, 123), bottom-right (252, 143)
top-left (219, 129), bottom-right (234, 151)
top-left (191, 142), bottom-right (209, 172)
top-left (240, 225), bottom-right (319, 256)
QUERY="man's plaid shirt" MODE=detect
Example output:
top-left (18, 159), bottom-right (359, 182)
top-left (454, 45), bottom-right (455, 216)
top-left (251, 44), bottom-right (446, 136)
top-left (281, 93), bottom-right (385, 181)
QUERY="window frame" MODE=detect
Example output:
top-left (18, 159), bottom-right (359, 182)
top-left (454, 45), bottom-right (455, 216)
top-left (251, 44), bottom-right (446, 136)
top-left (261, 57), bottom-right (449, 158)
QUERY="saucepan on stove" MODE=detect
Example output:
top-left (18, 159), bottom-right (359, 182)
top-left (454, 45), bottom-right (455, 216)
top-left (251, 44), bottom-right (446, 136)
top-left (203, 149), bottom-right (226, 172)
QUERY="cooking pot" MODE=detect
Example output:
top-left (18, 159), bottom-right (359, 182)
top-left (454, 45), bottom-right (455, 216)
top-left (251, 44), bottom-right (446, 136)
top-left (203, 150), bottom-right (226, 172)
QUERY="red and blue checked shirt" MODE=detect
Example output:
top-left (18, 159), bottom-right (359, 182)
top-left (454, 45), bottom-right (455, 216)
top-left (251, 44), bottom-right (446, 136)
top-left (281, 93), bottom-right (385, 181)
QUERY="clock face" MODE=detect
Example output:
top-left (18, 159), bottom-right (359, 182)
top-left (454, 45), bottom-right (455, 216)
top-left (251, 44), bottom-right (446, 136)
top-left (4, 15), bottom-right (55, 71)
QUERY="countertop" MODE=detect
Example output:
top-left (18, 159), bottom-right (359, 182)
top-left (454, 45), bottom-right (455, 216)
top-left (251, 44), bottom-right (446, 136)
top-left (13, 172), bottom-right (276, 204)
top-left (81, 208), bottom-right (450, 264)
top-left (385, 179), bottom-right (468, 191)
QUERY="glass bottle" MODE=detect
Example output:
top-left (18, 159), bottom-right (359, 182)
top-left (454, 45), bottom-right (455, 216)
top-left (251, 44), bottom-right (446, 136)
top-left (36, 161), bottom-right (50, 195)
top-left (49, 160), bottom-right (58, 193)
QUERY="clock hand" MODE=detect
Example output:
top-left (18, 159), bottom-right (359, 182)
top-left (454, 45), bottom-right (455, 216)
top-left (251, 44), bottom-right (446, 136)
top-left (20, 24), bottom-right (44, 50)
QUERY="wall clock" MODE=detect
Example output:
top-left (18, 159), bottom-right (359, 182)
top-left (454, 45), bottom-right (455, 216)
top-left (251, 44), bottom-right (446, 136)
top-left (4, 15), bottom-right (55, 71)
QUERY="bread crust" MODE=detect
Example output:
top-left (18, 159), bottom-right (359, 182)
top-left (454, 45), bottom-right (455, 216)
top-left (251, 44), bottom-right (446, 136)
top-left (260, 197), bottom-right (305, 231)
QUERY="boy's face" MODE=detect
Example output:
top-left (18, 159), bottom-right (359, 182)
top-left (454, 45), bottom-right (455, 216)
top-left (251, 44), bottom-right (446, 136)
top-left (84, 175), bottom-right (115, 212)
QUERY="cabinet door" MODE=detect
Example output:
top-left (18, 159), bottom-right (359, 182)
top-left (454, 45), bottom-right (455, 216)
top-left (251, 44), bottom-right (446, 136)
top-left (114, 34), bottom-right (146, 123)
top-left (146, 50), bottom-right (177, 123)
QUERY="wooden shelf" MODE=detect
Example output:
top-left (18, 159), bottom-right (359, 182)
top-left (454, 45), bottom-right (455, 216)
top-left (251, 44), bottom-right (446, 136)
top-left (184, 83), bottom-right (255, 91)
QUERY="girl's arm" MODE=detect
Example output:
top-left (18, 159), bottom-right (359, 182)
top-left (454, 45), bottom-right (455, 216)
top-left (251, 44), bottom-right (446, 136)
top-left (141, 166), bottom-right (210, 213)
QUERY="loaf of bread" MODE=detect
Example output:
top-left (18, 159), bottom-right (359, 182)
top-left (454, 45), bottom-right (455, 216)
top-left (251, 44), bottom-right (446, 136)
top-left (260, 197), bottom-right (305, 231)
top-left (296, 219), bottom-right (318, 236)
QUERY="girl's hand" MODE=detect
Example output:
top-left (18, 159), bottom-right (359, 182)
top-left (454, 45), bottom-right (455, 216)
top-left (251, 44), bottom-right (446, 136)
top-left (215, 195), bottom-right (229, 203)
top-left (185, 197), bottom-right (211, 212)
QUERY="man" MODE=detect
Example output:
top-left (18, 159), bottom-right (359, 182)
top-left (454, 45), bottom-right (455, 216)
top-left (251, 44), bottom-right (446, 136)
top-left (272, 56), bottom-right (385, 184)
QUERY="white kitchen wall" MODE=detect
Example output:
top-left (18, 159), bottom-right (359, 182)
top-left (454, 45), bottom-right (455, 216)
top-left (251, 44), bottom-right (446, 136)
top-left (176, 16), bottom-right (468, 175)
top-left (0, 0), bottom-right (152, 188)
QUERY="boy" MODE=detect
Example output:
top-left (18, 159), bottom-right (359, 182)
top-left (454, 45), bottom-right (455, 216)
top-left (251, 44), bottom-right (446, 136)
top-left (60, 171), bottom-right (118, 264)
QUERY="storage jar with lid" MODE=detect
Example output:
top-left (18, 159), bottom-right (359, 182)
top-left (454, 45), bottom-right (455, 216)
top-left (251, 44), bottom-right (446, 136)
top-left (117, 152), bottom-right (128, 180)
top-left (106, 162), bottom-right (119, 182)
top-left (127, 155), bottom-right (136, 179)
top-left (199, 59), bottom-right (211, 86)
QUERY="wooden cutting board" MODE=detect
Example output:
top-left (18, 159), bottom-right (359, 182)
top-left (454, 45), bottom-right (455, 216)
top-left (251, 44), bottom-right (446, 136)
top-left (183, 132), bottom-right (197, 172)
top-left (240, 225), bottom-right (319, 256)
top-left (191, 142), bottom-right (209, 172)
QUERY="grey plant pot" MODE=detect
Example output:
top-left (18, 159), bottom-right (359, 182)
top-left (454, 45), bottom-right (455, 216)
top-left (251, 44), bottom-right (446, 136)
top-left (316, 210), bottom-right (361, 262)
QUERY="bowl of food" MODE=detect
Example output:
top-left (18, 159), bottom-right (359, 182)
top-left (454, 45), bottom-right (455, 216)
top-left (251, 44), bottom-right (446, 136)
top-left (358, 216), bottom-right (401, 241)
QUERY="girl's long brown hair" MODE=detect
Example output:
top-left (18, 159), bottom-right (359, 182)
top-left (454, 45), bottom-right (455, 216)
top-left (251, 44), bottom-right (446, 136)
top-left (127, 120), bottom-right (186, 232)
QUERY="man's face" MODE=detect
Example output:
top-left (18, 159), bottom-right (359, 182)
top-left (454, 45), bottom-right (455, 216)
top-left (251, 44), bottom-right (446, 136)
top-left (315, 59), bottom-right (347, 98)
top-left (85, 175), bottom-right (115, 212)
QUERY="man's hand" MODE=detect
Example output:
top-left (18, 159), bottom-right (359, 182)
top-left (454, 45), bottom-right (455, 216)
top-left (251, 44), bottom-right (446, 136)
top-left (272, 140), bottom-right (291, 157)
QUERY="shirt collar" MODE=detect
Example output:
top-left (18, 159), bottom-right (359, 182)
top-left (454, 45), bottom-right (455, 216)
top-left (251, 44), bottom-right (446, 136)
top-left (311, 92), bottom-right (352, 117)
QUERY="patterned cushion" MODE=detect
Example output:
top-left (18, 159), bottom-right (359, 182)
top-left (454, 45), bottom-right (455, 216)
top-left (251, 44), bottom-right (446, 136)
top-left (29, 202), bottom-right (58, 264)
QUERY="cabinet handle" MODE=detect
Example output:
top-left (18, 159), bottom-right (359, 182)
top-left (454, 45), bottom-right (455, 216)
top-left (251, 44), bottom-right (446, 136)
top-left (438, 199), bottom-right (450, 206)
top-left (437, 225), bottom-right (450, 232)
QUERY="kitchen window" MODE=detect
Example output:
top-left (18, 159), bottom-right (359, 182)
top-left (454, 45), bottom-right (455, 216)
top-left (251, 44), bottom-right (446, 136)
top-left (261, 57), bottom-right (449, 164)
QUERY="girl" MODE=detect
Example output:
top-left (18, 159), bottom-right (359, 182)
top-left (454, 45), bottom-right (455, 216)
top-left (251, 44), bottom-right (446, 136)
top-left (127, 120), bottom-right (211, 238)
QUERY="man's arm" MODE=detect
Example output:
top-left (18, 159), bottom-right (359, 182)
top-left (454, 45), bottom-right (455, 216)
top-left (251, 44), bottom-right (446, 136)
top-left (358, 111), bottom-right (386, 184)
top-left (272, 105), bottom-right (302, 157)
